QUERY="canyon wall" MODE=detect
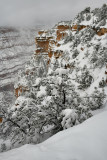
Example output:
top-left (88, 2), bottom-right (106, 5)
top-left (14, 21), bottom-right (107, 98)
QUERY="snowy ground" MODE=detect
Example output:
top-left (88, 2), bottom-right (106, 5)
top-left (0, 109), bottom-right (107, 160)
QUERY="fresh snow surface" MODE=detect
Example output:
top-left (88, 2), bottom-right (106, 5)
top-left (55, 68), bottom-right (69, 76)
top-left (0, 110), bottom-right (107, 160)
top-left (33, 78), bottom-right (41, 86)
top-left (37, 86), bottom-right (47, 98)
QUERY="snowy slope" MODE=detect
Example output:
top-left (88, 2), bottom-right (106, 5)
top-left (72, 4), bottom-right (107, 28)
top-left (0, 110), bottom-right (107, 160)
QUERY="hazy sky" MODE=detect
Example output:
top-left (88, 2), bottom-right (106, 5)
top-left (0, 0), bottom-right (106, 27)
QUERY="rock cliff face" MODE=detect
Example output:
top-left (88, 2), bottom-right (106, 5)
top-left (35, 24), bottom-right (107, 60)
top-left (14, 4), bottom-right (107, 98)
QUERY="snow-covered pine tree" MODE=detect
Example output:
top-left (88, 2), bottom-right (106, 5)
top-left (77, 65), bottom-right (93, 89)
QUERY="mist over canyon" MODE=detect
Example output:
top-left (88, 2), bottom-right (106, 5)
top-left (0, 26), bottom-right (44, 109)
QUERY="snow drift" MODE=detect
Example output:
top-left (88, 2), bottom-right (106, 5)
top-left (0, 110), bottom-right (107, 160)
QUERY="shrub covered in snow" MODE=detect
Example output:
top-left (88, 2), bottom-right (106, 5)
top-left (77, 65), bottom-right (93, 89)
top-left (90, 46), bottom-right (107, 68)
top-left (61, 109), bottom-right (78, 129)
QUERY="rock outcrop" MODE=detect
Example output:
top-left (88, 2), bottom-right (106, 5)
top-left (15, 4), bottom-right (107, 97)
top-left (35, 25), bottom-right (107, 59)
top-left (15, 86), bottom-right (29, 97)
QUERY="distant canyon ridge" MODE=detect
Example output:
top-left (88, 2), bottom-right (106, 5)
top-left (0, 26), bottom-right (43, 107)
